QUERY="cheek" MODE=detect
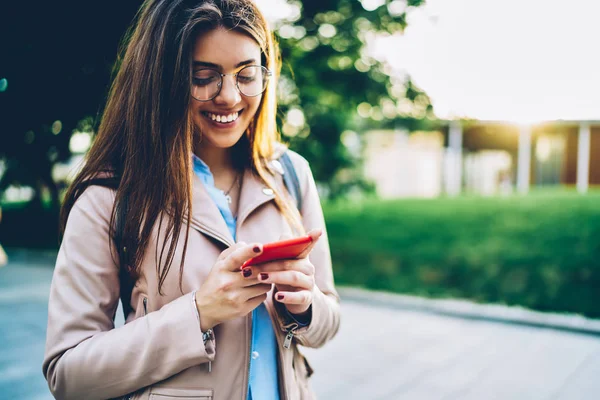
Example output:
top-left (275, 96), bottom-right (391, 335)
top-left (245, 96), bottom-right (262, 119)
top-left (189, 101), bottom-right (202, 116)
top-left (190, 109), bottom-right (201, 128)
top-left (189, 103), bottom-right (206, 128)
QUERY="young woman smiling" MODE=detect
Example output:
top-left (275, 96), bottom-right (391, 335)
top-left (42, 1), bottom-right (340, 399)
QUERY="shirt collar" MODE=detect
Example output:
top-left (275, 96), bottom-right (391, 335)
top-left (192, 154), bottom-right (214, 185)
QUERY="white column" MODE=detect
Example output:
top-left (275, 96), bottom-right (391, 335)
top-left (577, 122), bottom-right (591, 194)
top-left (447, 121), bottom-right (463, 197)
top-left (517, 125), bottom-right (531, 194)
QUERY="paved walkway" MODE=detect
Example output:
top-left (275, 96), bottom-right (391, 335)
top-left (1, 250), bottom-right (600, 399)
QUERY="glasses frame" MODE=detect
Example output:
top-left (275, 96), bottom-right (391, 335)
top-left (191, 65), bottom-right (272, 102)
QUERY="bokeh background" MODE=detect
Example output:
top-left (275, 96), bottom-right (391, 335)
top-left (1, 0), bottom-right (600, 398)
top-left (2, 0), bottom-right (598, 316)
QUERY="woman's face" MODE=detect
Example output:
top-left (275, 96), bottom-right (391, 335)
top-left (190, 28), bottom-right (263, 150)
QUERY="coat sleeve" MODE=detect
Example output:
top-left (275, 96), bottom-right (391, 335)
top-left (42, 186), bottom-right (215, 400)
top-left (275, 151), bottom-right (341, 348)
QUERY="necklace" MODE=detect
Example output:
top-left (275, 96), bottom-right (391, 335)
top-left (222, 172), bottom-right (241, 204)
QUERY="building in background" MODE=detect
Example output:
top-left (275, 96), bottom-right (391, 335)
top-left (364, 129), bottom-right (444, 198)
top-left (363, 120), bottom-right (600, 198)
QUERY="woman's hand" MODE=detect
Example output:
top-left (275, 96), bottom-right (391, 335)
top-left (243, 229), bottom-right (322, 316)
top-left (195, 242), bottom-right (271, 330)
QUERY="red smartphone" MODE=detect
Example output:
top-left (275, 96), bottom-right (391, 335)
top-left (242, 235), bottom-right (313, 268)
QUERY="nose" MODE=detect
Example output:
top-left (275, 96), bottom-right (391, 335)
top-left (214, 74), bottom-right (241, 106)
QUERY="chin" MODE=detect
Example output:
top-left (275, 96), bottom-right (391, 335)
top-left (200, 129), bottom-right (247, 149)
top-left (206, 136), bottom-right (244, 149)
top-left (193, 113), bottom-right (253, 150)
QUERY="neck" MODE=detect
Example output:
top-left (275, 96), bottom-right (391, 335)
top-left (194, 143), bottom-right (234, 176)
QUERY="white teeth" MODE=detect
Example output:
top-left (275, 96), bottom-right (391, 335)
top-left (206, 111), bottom-right (240, 123)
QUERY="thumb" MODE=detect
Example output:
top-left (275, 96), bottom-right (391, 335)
top-left (279, 233), bottom-right (294, 241)
top-left (296, 229), bottom-right (323, 259)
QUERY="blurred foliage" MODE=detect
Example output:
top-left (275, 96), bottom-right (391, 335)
top-left (275, 0), bottom-right (433, 198)
top-left (0, 1), bottom-right (142, 210)
top-left (4, 187), bottom-right (600, 318)
top-left (324, 189), bottom-right (600, 317)
top-left (0, 0), bottom-right (433, 206)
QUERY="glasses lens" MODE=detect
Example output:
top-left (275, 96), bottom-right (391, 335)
top-left (191, 69), bottom-right (221, 101)
top-left (237, 66), bottom-right (268, 97)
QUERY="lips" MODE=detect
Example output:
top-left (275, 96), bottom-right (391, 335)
top-left (201, 109), bottom-right (244, 124)
top-left (201, 109), bottom-right (244, 128)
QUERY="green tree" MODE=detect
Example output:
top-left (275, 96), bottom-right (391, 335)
top-left (0, 0), bottom-right (433, 206)
top-left (0, 1), bottom-right (141, 209)
top-left (274, 0), bottom-right (434, 198)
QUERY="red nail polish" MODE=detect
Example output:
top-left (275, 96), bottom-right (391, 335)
top-left (260, 273), bottom-right (269, 280)
top-left (253, 246), bottom-right (261, 253)
top-left (276, 293), bottom-right (284, 301)
top-left (242, 268), bottom-right (252, 277)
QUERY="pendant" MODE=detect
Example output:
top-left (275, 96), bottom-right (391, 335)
top-left (224, 194), bottom-right (232, 204)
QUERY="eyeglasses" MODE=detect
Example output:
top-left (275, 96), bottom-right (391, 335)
top-left (191, 65), bottom-right (272, 102)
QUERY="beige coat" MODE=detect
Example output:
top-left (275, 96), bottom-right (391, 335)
top-left (43, 150), bottom-right (340, 400)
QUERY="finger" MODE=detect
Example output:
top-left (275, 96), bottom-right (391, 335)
top-left (245, 292), bottom-right (269, 311)
top-left (251, 259), bottom-right (314, 276)
top-left (222, 243), bottom-right (263, 272)
top-left (240, 266), bottom-right (254, 279)
top-left (239, 267), bottom-right (262, 287)
top-left (241, 283), bottom-right (272, 302)
top-left (257, 270), bottom-right (314, 291)
top-left (217, 241), bottom-right (246, 261)
top-left (274, 289), bottom-right (312, 305)
top-left (296, 229), bottom-right (323, 259)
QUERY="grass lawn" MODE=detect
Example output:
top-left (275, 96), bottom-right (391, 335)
top-left (2, 187), bottom-right (599, 317)
top-left (323, 188), bottom-right (600, 318)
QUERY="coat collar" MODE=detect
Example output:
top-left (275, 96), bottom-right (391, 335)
top-left (188, 165), bottom-right (280, 248)
top-left (186, 174), bottom-right (232, 246)
top-left (237, 166), bottom-right (277, 228)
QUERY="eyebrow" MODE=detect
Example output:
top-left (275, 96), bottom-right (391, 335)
top-left (192, 59), bottom-right (257, 70)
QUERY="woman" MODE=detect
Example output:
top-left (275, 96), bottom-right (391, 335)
top-left (42, 1), bottom-right (340, 399)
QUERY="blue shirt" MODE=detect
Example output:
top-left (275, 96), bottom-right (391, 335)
top-left (192, 155), bottom-right (280, 400)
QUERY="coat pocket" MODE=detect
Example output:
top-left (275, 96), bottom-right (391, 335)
top-left (149, 387), bottom-right (213, 399)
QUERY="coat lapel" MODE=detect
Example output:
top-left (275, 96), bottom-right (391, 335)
top-left (187, 168), bottom-right (280, 247)
top-left (236, 167), bottom-right (277, 229)
top-left (188, 174), bottom-right (235, 247)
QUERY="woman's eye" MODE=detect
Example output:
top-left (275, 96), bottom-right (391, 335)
top-left (192, 76), bottom-right (217, 86)
top-left (238, 75), bottom-right (255, 83)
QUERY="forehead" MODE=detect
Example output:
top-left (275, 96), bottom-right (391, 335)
top-left (192, 28), bottom-right (261, 69)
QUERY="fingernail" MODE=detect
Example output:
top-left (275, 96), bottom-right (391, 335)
top-left (253, 246), bottom-right (261, 253)
top-left (276, 293), bottom-right (284, 301)
top-left (242, 268), bottom-right (252, 278)
top-left (260, 273), bottom-right (269, 280)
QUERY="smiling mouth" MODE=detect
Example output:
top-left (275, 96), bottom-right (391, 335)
top-left (201, 109), bottom-right (244, 124)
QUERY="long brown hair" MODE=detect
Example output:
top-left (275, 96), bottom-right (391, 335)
top-left (60, 0), bottom-right (301, 294)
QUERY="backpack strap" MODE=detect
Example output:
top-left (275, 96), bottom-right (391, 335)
top-left (279, 151), bottom-right (302, 212)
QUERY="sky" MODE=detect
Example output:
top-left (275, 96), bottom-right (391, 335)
top-left (255, 0), bottom-right (600, 123)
